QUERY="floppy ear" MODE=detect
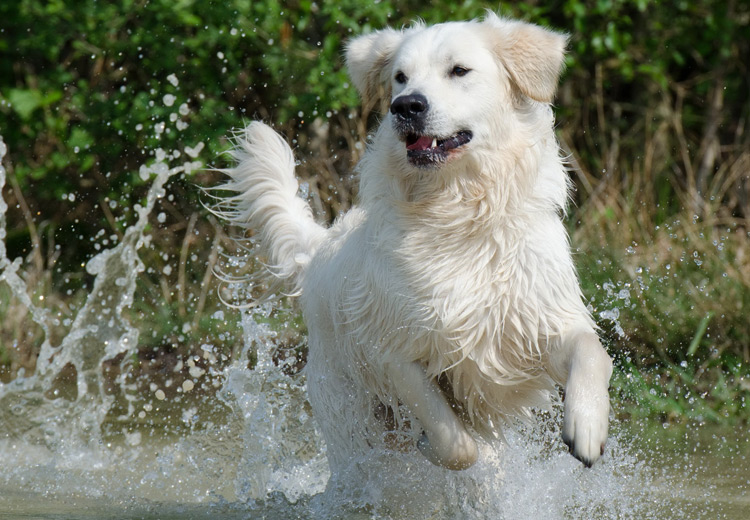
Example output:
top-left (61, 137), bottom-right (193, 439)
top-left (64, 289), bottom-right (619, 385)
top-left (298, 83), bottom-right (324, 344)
top-left (484, 14), bottom-right (568, 103)
top-left (346, 28), bottom-right (404, 113)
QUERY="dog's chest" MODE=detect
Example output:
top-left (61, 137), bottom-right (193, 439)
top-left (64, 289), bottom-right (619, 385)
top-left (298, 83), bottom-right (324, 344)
top-left (401, 221), bottom-right (520, 312)
top-left (390, 214), bottom-right (548, 364)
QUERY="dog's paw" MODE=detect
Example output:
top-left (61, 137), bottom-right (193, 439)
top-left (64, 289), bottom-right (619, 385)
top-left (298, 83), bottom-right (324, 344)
top-left (561, 381), bottom-right (610, 468)
top-left (417, 429), bottom-right (478, 471)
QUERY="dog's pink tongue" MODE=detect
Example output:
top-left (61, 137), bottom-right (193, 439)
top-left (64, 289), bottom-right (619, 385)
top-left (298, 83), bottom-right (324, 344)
top-left (406, 136), bottom-right (434, 151)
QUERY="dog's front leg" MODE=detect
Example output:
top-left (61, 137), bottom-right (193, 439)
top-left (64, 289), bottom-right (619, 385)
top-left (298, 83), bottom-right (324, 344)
top-left (547, 331), bottom-right (612, 467)
top-left (385, 361), bottom-right (477, 470)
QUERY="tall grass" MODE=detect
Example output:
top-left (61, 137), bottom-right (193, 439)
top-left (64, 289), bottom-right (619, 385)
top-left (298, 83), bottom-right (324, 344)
top-left (560, 72), bottom-right (750, 423)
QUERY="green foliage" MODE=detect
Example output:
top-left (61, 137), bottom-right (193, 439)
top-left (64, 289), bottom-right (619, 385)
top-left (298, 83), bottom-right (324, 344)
top-left (614, 353), bottom-right (750, 424)
top-left (2, 0), bottom-right (747, 240)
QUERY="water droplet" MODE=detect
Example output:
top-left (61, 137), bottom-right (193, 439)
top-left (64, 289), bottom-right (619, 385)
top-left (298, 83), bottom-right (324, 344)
top-left (188, 366), bottom-right (205, 378)
top-left (184, 142), bottom-right (204, 158)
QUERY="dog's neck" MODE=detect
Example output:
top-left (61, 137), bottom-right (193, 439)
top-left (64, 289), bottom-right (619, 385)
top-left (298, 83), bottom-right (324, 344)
top-left (370, 155), bottom-right (555, 227)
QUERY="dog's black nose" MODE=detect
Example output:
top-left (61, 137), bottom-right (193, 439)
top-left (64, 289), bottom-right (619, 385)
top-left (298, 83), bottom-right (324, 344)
top-left (390, 94), bottom-right (429, 120)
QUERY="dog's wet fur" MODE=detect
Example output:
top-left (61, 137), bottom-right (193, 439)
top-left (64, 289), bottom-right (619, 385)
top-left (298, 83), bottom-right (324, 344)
top-left (216, 13), bottom-right (613, 473)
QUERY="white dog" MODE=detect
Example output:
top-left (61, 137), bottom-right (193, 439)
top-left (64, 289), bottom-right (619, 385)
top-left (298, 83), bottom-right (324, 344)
top-left (217, 13), bottom-right (612, 472)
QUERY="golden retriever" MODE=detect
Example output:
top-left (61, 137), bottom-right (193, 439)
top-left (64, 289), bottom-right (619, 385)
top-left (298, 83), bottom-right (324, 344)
top-left (217, 12), bottom-right (612, 473)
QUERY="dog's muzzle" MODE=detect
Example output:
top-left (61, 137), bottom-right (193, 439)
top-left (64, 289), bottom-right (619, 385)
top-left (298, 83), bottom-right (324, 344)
top-left (390, 93), bottom-right (473, 168)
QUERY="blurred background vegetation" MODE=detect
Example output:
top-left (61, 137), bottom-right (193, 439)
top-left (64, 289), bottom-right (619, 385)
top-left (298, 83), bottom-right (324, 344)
top-left (1, 0), bottom-right (749, 422)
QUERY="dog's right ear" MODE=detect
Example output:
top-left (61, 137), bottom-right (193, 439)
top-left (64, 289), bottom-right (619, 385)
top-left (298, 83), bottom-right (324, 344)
top-left (346, 28), bottom-right (404, 114)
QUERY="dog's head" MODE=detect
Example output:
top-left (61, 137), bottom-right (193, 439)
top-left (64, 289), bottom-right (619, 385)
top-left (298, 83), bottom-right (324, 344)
top-left (346, 13), bottom-right (568, 170)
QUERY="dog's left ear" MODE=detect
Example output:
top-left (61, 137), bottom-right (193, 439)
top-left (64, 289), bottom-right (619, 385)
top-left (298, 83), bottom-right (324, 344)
top-left (346, 28), bottom-right (404, 114)
top-left (484, 14), bottom-right (568, 103)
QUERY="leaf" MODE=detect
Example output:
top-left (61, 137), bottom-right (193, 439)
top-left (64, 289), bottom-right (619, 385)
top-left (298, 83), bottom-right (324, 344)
top-left (687, 312), bottom-right (713, 357)
top-left (69, 127), bottom-right (94, 151)
top-left (6, 88), bottom-right (63, 120)
top-left (8, 88), bottom-right (42, 120)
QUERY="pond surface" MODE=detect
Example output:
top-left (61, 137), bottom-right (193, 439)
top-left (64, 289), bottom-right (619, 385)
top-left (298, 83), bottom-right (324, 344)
top-left (623, 421), bottom-right (750, 519)
top-left (1, 405), bottom-right (748, 520)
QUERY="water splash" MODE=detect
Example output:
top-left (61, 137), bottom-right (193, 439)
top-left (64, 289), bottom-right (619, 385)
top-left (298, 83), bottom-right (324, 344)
top-left (1, 130), bottom-right (327, 511)
top-left (219, 307), bottom-right (328, 503)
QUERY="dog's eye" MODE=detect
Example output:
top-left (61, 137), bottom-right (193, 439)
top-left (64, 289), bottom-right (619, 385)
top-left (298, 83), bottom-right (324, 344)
top-left (451, 66), bottom-right (471, 77)
top-left (394, 71), bottom-right (407, 84)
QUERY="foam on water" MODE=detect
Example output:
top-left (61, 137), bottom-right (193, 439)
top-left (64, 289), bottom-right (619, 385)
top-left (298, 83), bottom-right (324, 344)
top-left (0, 134), bottom-right (720, 519)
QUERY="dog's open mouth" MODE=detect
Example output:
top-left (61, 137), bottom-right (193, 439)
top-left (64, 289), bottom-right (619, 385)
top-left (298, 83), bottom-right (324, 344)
top-left (404, 131), bottom-right (473, 167)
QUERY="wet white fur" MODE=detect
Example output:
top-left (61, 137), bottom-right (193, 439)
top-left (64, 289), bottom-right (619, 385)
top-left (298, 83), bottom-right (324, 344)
top-left (217, 13), bottom-right (612, 472)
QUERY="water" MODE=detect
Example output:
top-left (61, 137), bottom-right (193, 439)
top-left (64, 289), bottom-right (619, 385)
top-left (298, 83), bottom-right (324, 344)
top-left (1, 136), bottom-right (748, 519)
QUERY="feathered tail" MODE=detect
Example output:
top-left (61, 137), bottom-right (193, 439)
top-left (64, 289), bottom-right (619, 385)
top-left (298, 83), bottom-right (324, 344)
top-left (213, 122), bottom-right (327, 292)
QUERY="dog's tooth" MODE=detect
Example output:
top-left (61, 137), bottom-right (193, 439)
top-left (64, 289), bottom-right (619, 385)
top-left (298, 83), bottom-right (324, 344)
top-left (431, 138), bottom-right (437, 149)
